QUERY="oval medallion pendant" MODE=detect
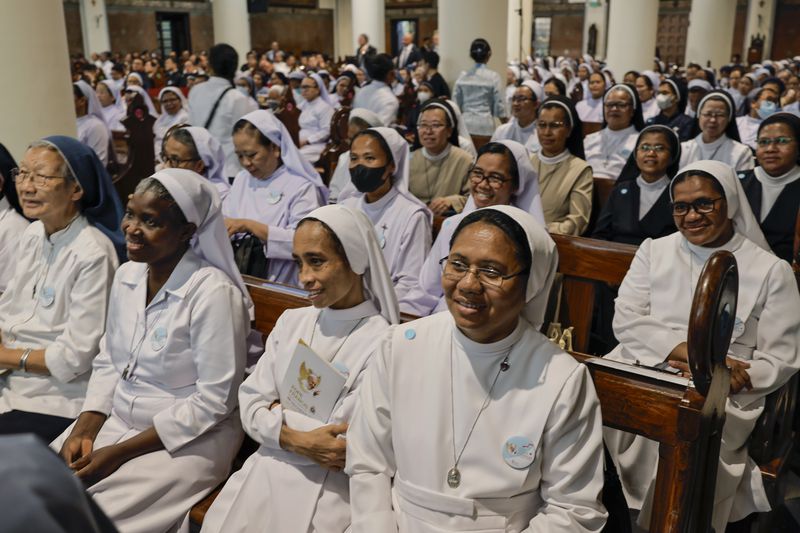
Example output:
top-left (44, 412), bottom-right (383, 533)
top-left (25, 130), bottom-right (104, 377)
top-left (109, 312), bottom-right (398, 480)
top-left (447, 467), bottom-right (461, 488)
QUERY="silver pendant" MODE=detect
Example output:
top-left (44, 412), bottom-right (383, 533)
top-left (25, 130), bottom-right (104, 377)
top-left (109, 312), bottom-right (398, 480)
top-left (447, 466), bottom-right (461, 488)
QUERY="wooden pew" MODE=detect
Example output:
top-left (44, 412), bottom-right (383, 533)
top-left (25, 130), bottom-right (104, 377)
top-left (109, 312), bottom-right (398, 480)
top-left (582, 122), bottom-right (603, 138)
top-left (315, 106), bottom-right (351, 186)
top-left (114, 94), bottom-right (155, 203)
top-left (584, 176), bottom-right (617, 236)
top-left (275, 89), bottom-right (302, 148)
top-left (470, 135), bottom-right (492, 151)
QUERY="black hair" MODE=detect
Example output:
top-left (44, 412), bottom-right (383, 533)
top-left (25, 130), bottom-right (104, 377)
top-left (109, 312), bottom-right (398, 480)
top-left (272, 71), bottom-right (288, 85)
top-left (543, 77), bottom-right (566, 96)
top-left (469, 38), bottom-right (491, 63)
top-left (539, 95), bottom-right (585, 160)
top-left (617, 125), bottom-right (682, 183)
top-left (232, 119), bottom-right (275, 148)
top-left (758, 112), bottom-right (800, 165)
top-left (365, 53), bottom-right (394, 83)
top-left (72, 84), bottom-right (84, 99)
top-left (351, 129), bottom-right (395, 168)
top-left (602, 83), bottom-right (645, 131)
top-left (636, 74), bottom-right (655, 90)
top-left (0, 143), bottom-right (22, 216)
top-left (623, 70), bottom-right (640, 81)
top-left (209, 43), bottom-right (239, 81)
top-left (474, 142), bottom-right (520, 190)
top-left (761, 77), bottom-right (786, 96)
top-left (423, 50), bottom-right (440, 69)
top-left (296, 217), bottom-right (351, 269)
top-left (111, 63), bottom-right (126, 74)
top-left (450, 209), bottom-right (532, 278)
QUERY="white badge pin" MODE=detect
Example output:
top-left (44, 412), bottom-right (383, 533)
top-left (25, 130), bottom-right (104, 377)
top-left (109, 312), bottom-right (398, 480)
top-left (151, 326), bottom-right (168, 351)
top-left (378, 224), bottom-right (387, 249)
top-left (502, 436), bottom-right (536, 469)
top-left (266, 190), bottom-right (283, 204)
top-left (39, 286), bottom-right (55, 308)
top-left (620, 188), bottom-right (628, 195)
top-left (733, 317), bottom-right (745, 337)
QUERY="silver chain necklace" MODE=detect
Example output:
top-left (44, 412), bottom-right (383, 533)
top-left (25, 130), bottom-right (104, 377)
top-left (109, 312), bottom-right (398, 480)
top-left (447, 335), bottom-right (511, 488)
top-left (308, 312), bottom-right (366, 363)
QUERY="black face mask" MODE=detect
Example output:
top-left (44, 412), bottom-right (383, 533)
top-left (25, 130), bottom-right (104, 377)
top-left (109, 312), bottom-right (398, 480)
top-left (350, 164), bottom-right (387, 193)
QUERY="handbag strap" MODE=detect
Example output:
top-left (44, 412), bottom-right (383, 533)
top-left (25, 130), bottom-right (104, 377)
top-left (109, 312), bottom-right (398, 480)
top-left (204, 86), bottom-right (234, 129)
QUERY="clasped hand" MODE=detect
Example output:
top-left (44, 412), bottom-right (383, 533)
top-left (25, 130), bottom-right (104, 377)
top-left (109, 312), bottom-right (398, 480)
top-left (667, 342), bottom-right (752, 394)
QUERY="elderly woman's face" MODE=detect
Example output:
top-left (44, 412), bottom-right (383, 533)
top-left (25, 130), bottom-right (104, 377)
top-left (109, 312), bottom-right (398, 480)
top-left (16, 147), bottom-right (82, 227)
top-left (300, 77), bottom-right (320, 101)
top-left (160, 91), bottom-right (183, 116)
top-left (122, 190), bottom-right (193, 264)
top-left (126, 74), bottom-right (142, 87)
top-left (293, 221), bottom-right (363, 309)
top-left (511, 86), bottom-right (538, 123)
top-left (635, 76), bottom-right (653, 102)
top-left (604, 89), bottom-right (634, 130)
top-left (698, 99), bottom-right (730, 141)
top-left (444, 221), bottom-right (527, 343)
top-left (671, 174), bottom-right (733, 248)
top-left (418, 108), bottom-right (452, 153)
top-left (536, 106), bottom-right (570, 156)
top-left (233, 129), bottom-right (281, 180)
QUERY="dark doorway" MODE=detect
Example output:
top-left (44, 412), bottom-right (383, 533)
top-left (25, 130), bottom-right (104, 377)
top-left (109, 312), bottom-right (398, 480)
top-left (156, 12), bottom-right (191, 56)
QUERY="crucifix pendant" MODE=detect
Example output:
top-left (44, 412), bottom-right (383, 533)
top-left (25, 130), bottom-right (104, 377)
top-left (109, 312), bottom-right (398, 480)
top-left (447, 466), bottom-right (461, 488)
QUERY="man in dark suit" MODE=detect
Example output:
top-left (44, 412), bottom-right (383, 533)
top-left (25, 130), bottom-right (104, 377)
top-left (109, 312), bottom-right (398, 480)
top-left (355, 34), bottom-right (377, 69)
top-left (396, 32), bottom-right (421, 70)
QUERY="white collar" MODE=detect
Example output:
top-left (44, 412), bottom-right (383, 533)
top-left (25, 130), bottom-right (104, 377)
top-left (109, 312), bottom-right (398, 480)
top-left (605, 125), bottom-right (636, 138)
top-left (696, 133), bottom-right (728, 149)
top-left (754, 164), bottom-right (800, 189)
top-left (421, 144), bottom-right (452, 162)
top-left (685, 232), bottom-right (745, 262)
top-left (538, 149), bottom-right (570, 165)
top-left (452, 314), bottom-right (526, 357)
top-left (636, 175), bottom-right (669, 191)
top-left (320, 299), bottom-right (379, 321)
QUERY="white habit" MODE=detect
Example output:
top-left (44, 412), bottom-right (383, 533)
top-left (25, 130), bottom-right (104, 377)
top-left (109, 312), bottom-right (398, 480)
top-left (679, 134), bottom-right (754, 172)
top-left (584, 126), bottom-right (638, 179)
top-left (0, 197), bottom-right (29, 293)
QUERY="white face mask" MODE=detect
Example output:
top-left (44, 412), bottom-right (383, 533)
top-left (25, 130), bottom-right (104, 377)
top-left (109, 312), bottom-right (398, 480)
top-left (417, 91), bottom-right (432, 104)
top-left (655, 93), bottom-right (674, 110)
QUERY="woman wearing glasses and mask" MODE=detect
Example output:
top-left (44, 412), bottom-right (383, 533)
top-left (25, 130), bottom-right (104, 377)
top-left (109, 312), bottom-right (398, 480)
top-left (160, 125), bottom-right (231, 201)
top-left (347, 205), bottom-right (607, 532)
top-left (604, 160), bottom-right (800, 532)
top-left (583, 83), bottom-right (644, 180)
top-left (679, 90), bottom-right (754, 171)
top-left (738, 112), bottom-right (800, 262)
top-left (409, 99), bottom-right (474, 215)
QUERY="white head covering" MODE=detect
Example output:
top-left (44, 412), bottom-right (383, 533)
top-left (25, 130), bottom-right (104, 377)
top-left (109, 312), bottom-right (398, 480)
top-left (74, 80), bottom-right (105, 122)
top-left (309, 72), bottom-right (335, 107)
top-left (157, 86), bottom-right (188, 113)
top-left (670, 160), bottom-right (770, 250)
top-left (688, 79), bottom-right (713, 92)
top-left (642, 70), bottom-right (661, 92)
top-left (605, 83), bottom-right (638, 110)
top-left (150, 168), bottom-right (253, 311)
top-left (303, 205), bottom-right (400, 324)
top-left (239, 109), bottom-right (328, 202)
top-left (125, 85), bottom-right (159, 118)
top-left (520, 80), bottom-right (544, 103)
top-left (127, 72), bottom-right (143, 85)
top-left (470, 205), bottom-right (557, 329)
top-left (182, 127), bottom-right (230, 192)
top-left (154, 87), bottom-right (189, 139)
top-left (445, 99), bottom-right (477, 155)
top-left (98, 79), bottom-right (123, 109)
top-left (349, 107), bottom-right (383, 127)
top-left (462, 139), bottom-right (545, 224)
top-left (535, 66), bottom-right (553, 83)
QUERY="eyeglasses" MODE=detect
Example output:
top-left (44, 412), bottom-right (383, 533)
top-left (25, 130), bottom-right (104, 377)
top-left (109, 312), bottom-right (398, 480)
top-left (469, 168), bottom-right (511, 188)
top-left (439, 257), bottom-right (527, 288)
top-left (417, 122), bottom-right (447, 131)
top-left (160, 153), bottom-right (200, 166)
top-left (755, 136), bottom-right (794, 148)
top-left (300, 84), bottom-right (317, 90)
top-left (637, 143), bottom-right (668, 153)
top-left (699, 112), bottom-right (727, 120)
top-left (604, 101), bottom-right (631, 110)
top-left (510, 96), bottom-right (534, 103)
top-left (536, 121), bottom-right (566, 131)
top-left (160, 97), bottom-right (181, 105)
top-left (671, 197), bottom-right (724, 216)
top-left (10, 167), bottom-right (67, 188)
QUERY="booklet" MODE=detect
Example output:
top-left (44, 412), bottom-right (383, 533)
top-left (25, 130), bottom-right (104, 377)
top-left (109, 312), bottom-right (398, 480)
top-left (279, 340), bottom-right (347, 422)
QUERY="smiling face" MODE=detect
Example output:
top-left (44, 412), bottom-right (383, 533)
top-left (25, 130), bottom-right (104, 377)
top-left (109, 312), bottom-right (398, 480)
top-left (604, 88), bottom-right (634, 130)
top-left (672, 174), bottom-right (733, 248)
top-left (293, 220), bottom-right (364, 309)
top-left (444, 221), bottom-right (527, 343)
top-left (511, 86), bottom-right (538, 125)
top-left (469, 152), bottom-right (515, 208)
top-left (160, 91), bottom-right (183, 116)
top-left (122, 190), bottom-right (194, 266)
top-left (698, 98), bottom-right (730, 142)
top-left (588, 73), bottom-right (605, 99)
top-left (756, 122), bottom-right (798, 176)
top-left (635, 131), bottom-right (672, 181)
top-left (418, 107), bottom-right (452, 153)
top-left (536, 106), bottom-right (570, 157)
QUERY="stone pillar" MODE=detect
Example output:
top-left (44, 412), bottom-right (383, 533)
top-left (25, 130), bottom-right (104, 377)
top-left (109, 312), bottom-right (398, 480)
top-left (742, 0), bottom-right (776, 63)
top-left (212, 0), bottom-right (252, 65)
top-left (439, 0), bottom-right (508, 88)
top-left (351, 0), bottom-right (385, 54)
top-left (0, 0), bottom-right (76, 159)
top-left (333, 0), bottom-right (353, 61)
top-left (79, 0), bottom-right (111, 57)
top-left (521, 0), bottom-right (533, 62)
top-left (583, 0), bottom-right (608, 59)
top-left (507, 0), bottom-right (521, 63)
top-left (605, 0), bottom-right (658, 75)
top-left (684, 0), bottom-right (737, 68)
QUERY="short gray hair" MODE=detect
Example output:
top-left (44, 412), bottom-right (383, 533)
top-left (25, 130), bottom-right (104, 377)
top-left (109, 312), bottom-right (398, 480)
top-left (26, 141), bottom-right (75, 182)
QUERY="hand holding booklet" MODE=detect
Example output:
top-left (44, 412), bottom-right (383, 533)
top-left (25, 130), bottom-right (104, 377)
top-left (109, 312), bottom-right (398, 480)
top-left (279, 340), bottom-right (347, 422)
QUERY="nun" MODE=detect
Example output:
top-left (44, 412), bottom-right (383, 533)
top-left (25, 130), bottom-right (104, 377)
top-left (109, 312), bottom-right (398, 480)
top-left (735, 87), bottom-right (781, 150)
top-left (201, 204), bottom-right (399, 533)
top-left (409, 98), bottom-right (474, 215)
top-left (646, 77), bottom-right (694, 141)
top-left (160, 125), bottom-right (231, 201)
top-left (635, 71), bottom-right (662, 122)
top-left (297, 73), bottom-right (336, 163)
top-left (124, 85), bottom-right (159, 119)
top-left (680, 90), bottom-right (754, 171)
top-left (604, 160), bottom-right (800, 532)
top-left (593, 125), bottom-right (680, 245)
top-left (491, 80), bottom-right (544, 154)
top-left (407, 140), bottom-right (544, 316)
top-left (738, 112), bottom-right (800, 262)
top-left (153, 87), bottom-right (189, 161)
top-left (0, 136), bottom-right (122, 442)
top-left (339, 128), bottom-right (432, 314)
top-left (74, 80), bottom-right (111, 165)
top-left (328, 108), bottom-right (384, 204)
top-left (223, 110), bottom-right (326, 283)
top-left (0, 144), bottom-right (28, 293)
top-left (532, 96), bottom-right (593, 236)
top-left (446, 98), bottom-right (479, 158)
top-left (584, 83), bottom-right (644, 180)
top-left (96, 80), bottom-right (126, 133)
top-left (575, 71), bottom-right (607, 123)
top-left (346, 205), bottom-right (607, 532)
top-left (53, 169), bottom-right (250, 533)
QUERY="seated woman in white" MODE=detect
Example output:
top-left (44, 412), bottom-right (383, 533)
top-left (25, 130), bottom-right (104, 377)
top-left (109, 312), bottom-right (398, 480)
top-left (339, 127), bottom-right (432, 314)
top-left (0, 136), bottom-right (123, 442)
top-left (222, 110), bottom-right (326, 283)
top-left (346, 205), bottom-right (607, 532)
top-left (584, 83), bottom-right (643, 180)
top-left (604, 160), bottom-right (800, 532)
top-left (202, 204), bottom-right (399, 533)
top-left (74, 80), bottom-right (111, 165)
top-left (409, 140), bottom-right (544, 316)
top-left (53, 169), bottom-right (251, 533)
top-left (297, 73), bottom-right (336, 163)
top-left (0, 145), bottom-right (29, 293)
top-left (153, 87), bottom-right (189, 161)
top-left (96, 80), bottom-right (126, 133)
top-left (160, 125), bottom-right (231, 201)
top-left (680, 90), bottom-right (754, 171)
top-left (491, 80), bottom-right (544, 154)
top-left (328, 108), bottom-right (383, 204)
top-left (575, 71), bottom-right (606, 124)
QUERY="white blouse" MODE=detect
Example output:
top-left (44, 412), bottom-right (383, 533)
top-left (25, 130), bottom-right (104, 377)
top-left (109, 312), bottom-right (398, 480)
top-left (0, 197), bottom-right (29, 293)
top-left (583, 125), bottom-right (638, 179)
top-left (679, 133), bottom-right (754, 172)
